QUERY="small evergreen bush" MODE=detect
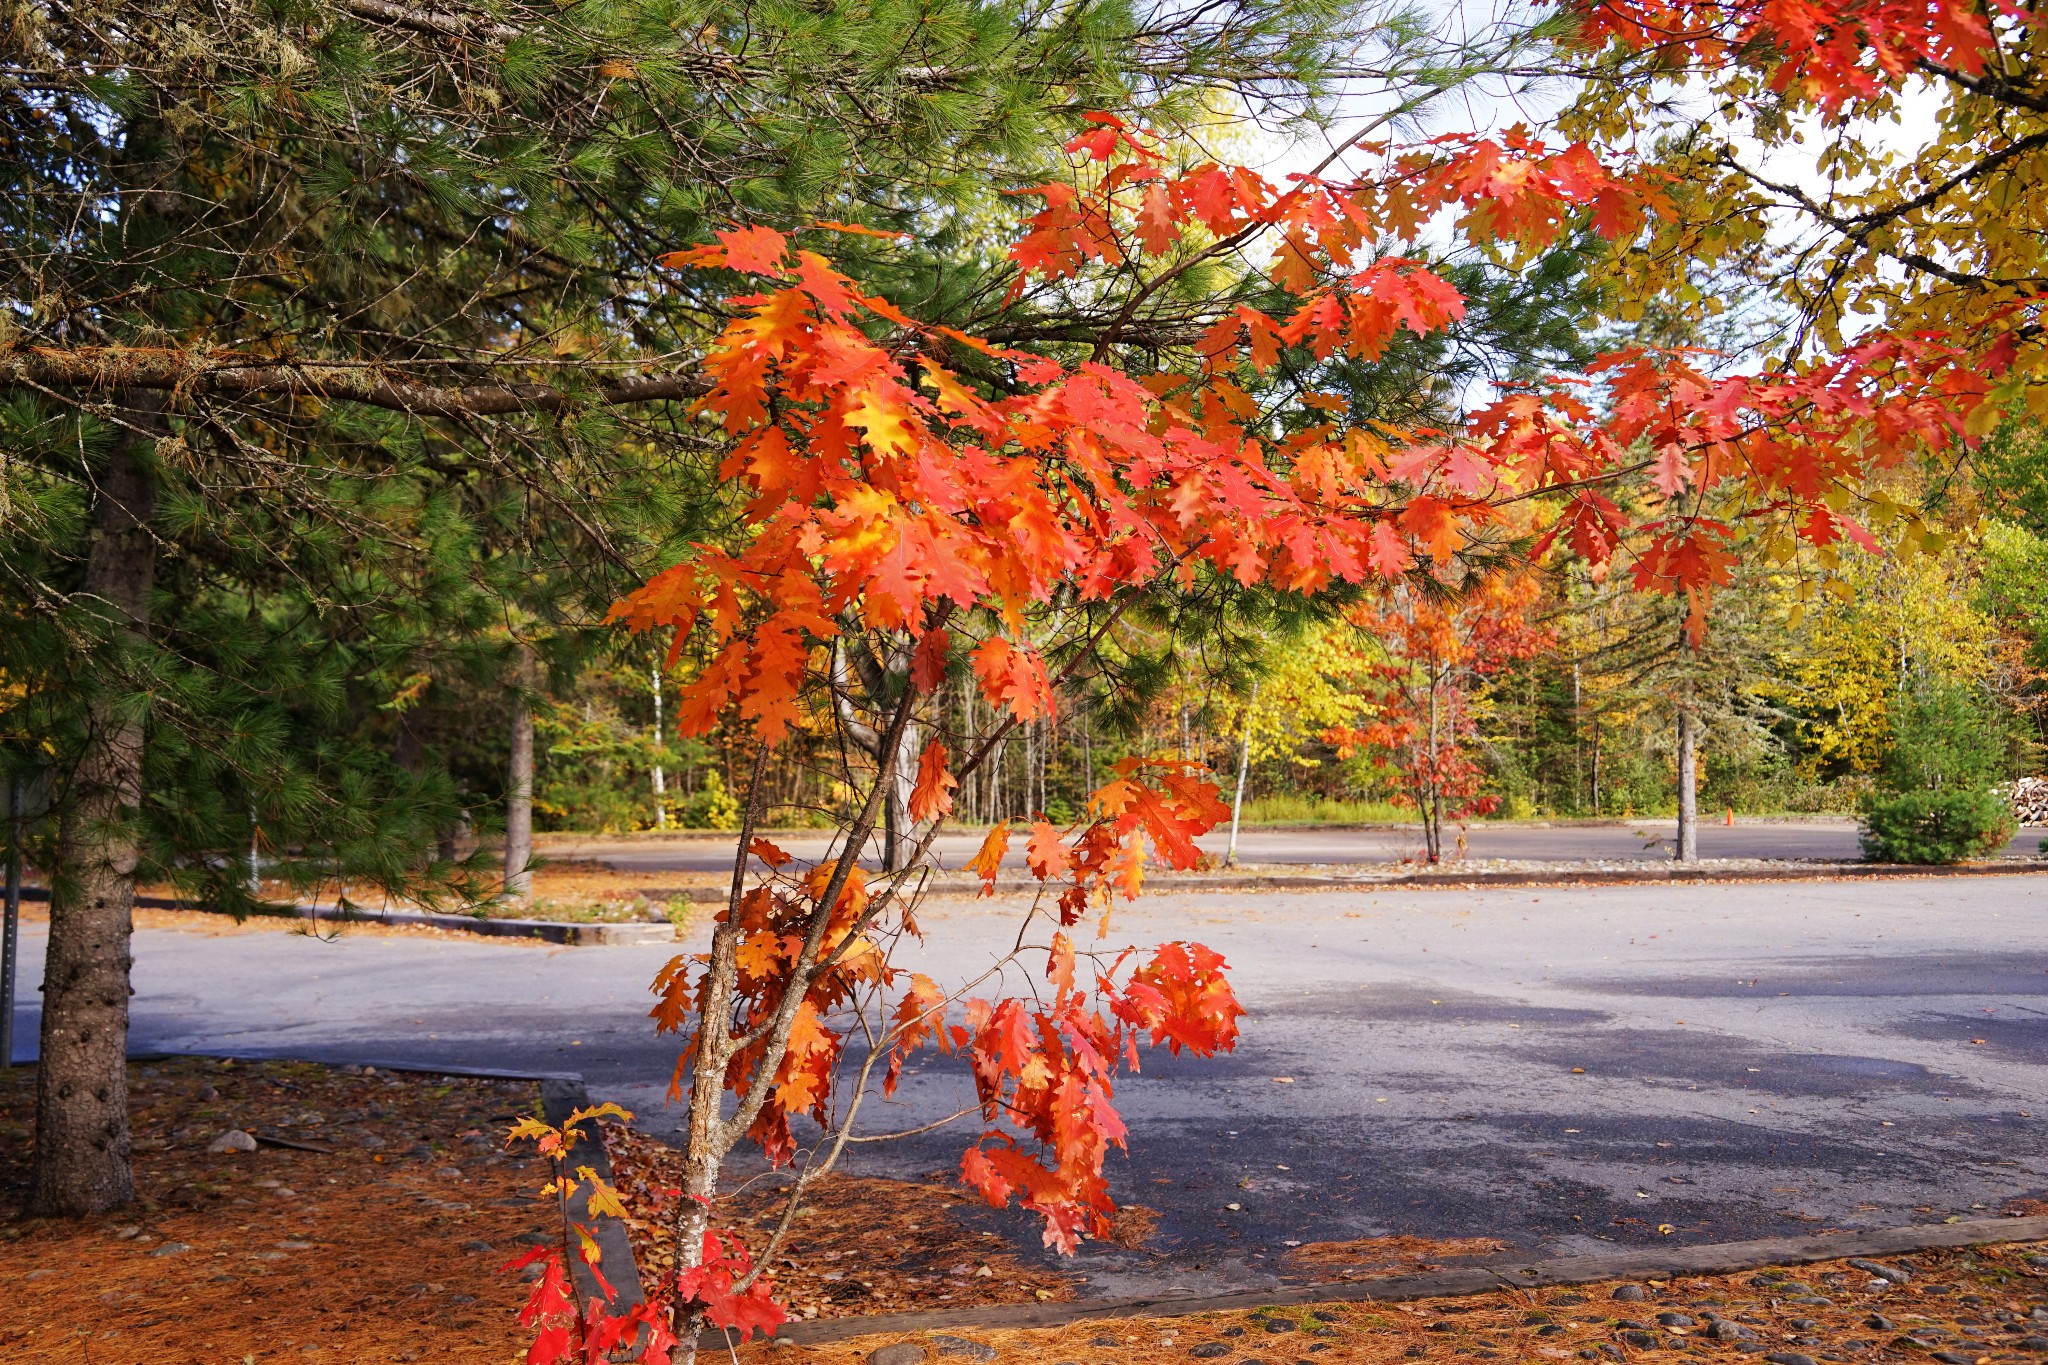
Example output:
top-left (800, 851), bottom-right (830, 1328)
top-left (1860, 787), bottom-right (2015, 863)
top-left (1859, 682), bottom-right (2019, 864)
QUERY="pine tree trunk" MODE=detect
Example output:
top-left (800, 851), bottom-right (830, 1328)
top-left (505, 645), bottom-right (535, 901)
top-left (30, 427), bottom-right (158, 1217)
top-left (1675, 706), bottom-right (1698, 863)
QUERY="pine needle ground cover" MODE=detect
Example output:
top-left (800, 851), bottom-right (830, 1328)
top-left (766, 1242), bottom-right (2048, 1365)
top-left (0, 1057), bottom-right (548, 1363)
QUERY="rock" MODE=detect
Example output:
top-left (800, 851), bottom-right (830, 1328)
top-left (1190, 1346), bottom-right (1232, 1359)
top-left (930, 1337), bottom-right (998, 1362)
top-left (1310, 1314), bottom-right (1340, 1324)
top-left (1846, 1258), bottom-right (1911, 1284)
top-left (207, 1129), bottom-right (258, 1154)
top-left (1263, 1321), bottom-right (1298, 1334)
top-left (1089, 1338), bottom-right (1121, 1349)
top-left (1610, 1284), bottom-right (1648, 1302)
top-left (111, 1225), bottom-right (142, 1240)
top-left (1708, 1320), bottom-right (1757, 1342)
top-left (1656, 1313), bottom-right (1695, 1327)
top-left (1787, 1320), bottom-right (1818, 1332)
top-left (867, 1346), bottom-right (927, 1365)
top-left (1619, 1332), bottom-right (1658, 1350)
top-left (149, 1242), bottom-right (192, 1256)
top-left (2020, 1338), bottom-right (2048, 1353)
top-left (1932, 1353), bottom-right (1978, 1365)
top-left (1864, 1315), bottom-right (1895, 1331)
top-left (1764, 1355), bottom-right (1819, 1365)
top-left (1552, 1294), bottom-right (1588, 1306)
top-left (1536, 1325), bottom-right (1566, 1337)
top-left (358, 1136), bottom-right (386, 1150)
top-left (1615, 1321), bottom-right (1651, 1332)
top-left (1221, 1328), bottom-right (1246, 1339)
top-left (276, 1240), bottom-right (314, 1251)
top-left (462, 1241), bottom-right (493, 1253)
top-left (197, 1084), bottom-right (220, 1102)
top-left (1783, 1296), bottom-right (1832, 1306)
top-left (434, 1166), bottom-right (464, 1180)
top-left (1523, 1313), bottom-right (1553, 1326)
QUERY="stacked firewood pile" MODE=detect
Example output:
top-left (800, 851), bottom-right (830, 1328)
top-left (2000, 777), bottom-right (2048, 825)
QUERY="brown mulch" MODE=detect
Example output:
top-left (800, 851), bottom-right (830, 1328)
top-left (602, 1123), bottom-right (1078, 1323)
top-left (1, 1056), bottom-right (554, 1363)
top-left (763, 1240), bottom-right (2048, 1365)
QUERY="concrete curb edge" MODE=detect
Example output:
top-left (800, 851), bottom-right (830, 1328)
top-left (761, 1214), bottom-right (2048, 1345)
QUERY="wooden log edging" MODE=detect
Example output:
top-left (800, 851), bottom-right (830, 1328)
top-left (759, 1214), bottom-right (2048, 1346)
top-left (540, 1077), bottom-right (650, 1320)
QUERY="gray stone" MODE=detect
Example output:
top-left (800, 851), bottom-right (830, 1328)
top-left (1190, 1346), bottom-right (1231, 1359)
top-left (1846, 1258), bottom-right (1910, 1284)
top-left (1221, 1328), bottom-right (1246, 1339)
top-left (867, 1347), bottom-right (928, 1365)
top-left (1089, 1338), bottom-right (1121, 1349)
top-left (207, 1129), bottom-right (258, 1154)
top-left (1784, 1296), bottom-right (1833, 1306)
top-left (1263, 1321), bottom-right (1298, 1335)
top-left (1615, 1321), bottom-right (1651, 1332)
top-left (1764, 1355), bottom-right (1819, 1365)
top-left (1610, 1284), bottom-right (1647, 1302)
top-left (1864, 1315), bottom-right (1894, 1331)
top-left (1618, 1332), bottom-right (1657, 1350)
top-left (462, 1240), bottom-right (493, 1253)
top-left (2020, 1338), bottom-right (2048, 1353)
top-left (930, 1337), bottom-right (998, 1362)
top-left (149, 1242), bottom-right (192, 1256)
top-left (1931, 1353), bottom-right (1977, 1365)
top-left (1535, 1325), bottom-right (1566, 1337)
top-left (1656, 1313), bottom-right (1695, 1328)
top-left (1788, 1321), bottom-right (1819, 1332)
top-left (1708, 1320), bottom-right (1757, 1342)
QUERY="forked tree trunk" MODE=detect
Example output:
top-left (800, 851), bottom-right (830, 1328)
top-left (505, 645), bottom-right (536, 901)
top-left (30, 427), bottom-right (159, 1217)
top-left (1675, 706), bottom-right (1699, 863)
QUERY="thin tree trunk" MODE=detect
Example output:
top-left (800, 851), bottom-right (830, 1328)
top-left (651, 664), bottom-right (667, 830)
top-left (505, 644), bottom-right (536, 900)
top-left (1226, 684), bottom-right (1256, 866)
top-left (1675, 705), bottom-right (1698, 862)
top-left (30, 425), bottom-right (158, 1217)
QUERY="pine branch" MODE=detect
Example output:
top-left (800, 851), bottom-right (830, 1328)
top-left (0, 345), bottom-right (708, 418)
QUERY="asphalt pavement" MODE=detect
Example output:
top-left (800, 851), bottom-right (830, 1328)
top-left (546, 817), bottom-right (2045, 876)
top-left (7, 873), bottom-right (2048, 1299)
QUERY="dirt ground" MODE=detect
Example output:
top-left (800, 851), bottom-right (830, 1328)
top-left (767, 1238), bottom-right (2048, 1365)
top-left (1, 1056), bottom-right (552, 1364)
top-left (604, 1123), bottom-right (1078, 1321)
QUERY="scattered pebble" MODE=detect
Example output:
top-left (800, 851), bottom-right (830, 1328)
top-left (867, 1347), bottom-right (928, 1365)
top-left (206, 1129), bottom-right (258, 1154)
top-left (1189, 1344), bottom-right (1231, 1358)
top-left (148, 1242), bottom-right (192, 1257)
top-left (930, 1336), bottom-right (998, 1361)
top-left (1610, 1284), bottom-right (1646, 1302)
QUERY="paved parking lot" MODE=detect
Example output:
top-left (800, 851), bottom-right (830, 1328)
top-left (8, 872), bottom-right (2046, 1298)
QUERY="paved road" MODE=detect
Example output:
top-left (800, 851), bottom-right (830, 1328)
top-left (8, 875), bottom-right (2048, 1298)
top-left (547, 819), bottom-right (2045, 876)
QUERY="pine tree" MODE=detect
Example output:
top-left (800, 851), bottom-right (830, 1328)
top-left (0, 0), bottom-right (1382, 1212)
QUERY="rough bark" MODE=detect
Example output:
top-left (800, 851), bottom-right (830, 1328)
top-left (29, 424), bottom-right (159, 1216)
top-left (505, 645), bottom-right (536, 901)
top-left (1675, 706), bottom-right (1699, 863)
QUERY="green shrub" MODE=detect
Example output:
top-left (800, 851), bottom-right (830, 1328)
top-left (1859, 788), bottom-right (2016, 864)
top-left (1858, 681), bottom-right (2020, 863)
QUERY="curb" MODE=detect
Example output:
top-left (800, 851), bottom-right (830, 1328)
top-left (762, 1214), bottom-right (2048, 1344)
top-left (540, 1077), bottom-right (650, 1324)
top-left (15, 885), bottom-right (679, 945)
top-left (645, 859), bottom-right (2048, 903)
